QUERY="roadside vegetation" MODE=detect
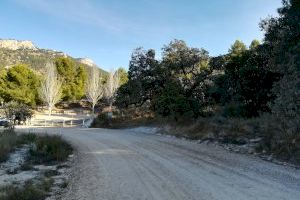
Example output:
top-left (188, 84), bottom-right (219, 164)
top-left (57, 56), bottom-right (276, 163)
top-left (0, 130), bottom-right (73, 200)
top-left (0, 131), bottom-right (19, 162)
top-left (97, 0), bottom-right (299, 165)
top-left (0, 180), bottom-right (53, 200)
top-left (0, 130), bottom-right (72, 164)
top-left (27, 134), bottom-right (73, 164)
top-left (0, 55), bottom-right (128, 118)
top-left (91, 106), bottom-right (155, 128)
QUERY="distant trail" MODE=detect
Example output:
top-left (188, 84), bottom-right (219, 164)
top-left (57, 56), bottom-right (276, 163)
top-left (26, 127), bottom-right (300, 200)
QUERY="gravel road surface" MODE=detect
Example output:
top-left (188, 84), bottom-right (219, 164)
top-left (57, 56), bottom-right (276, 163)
top-left (25, 127), bottom-right (300, 200)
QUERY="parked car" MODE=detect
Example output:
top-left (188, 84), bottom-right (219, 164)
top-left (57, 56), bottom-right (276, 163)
top-left (0, 118), bottom-right (10, 127)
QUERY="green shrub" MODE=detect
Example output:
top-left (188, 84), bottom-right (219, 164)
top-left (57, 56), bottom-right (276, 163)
top-left (259, 115), bottom-right (300, 164)
top-left (0, 181), bottom-right (47, 200)
top-left (222, 103), bottom-right (248, 118)
top-left (0, 131), bottom-right (73, 165)
top-left (0, 130), bottom-right (18, 162)
top-left (29, 135), bottom-right (73, 164)
top-left (151, 81), bottom-right (197, 120)
top-left (0, 131), bottom-right (72, 200)
top-left (91, 112), bottom-right (111, 127)
top-left (0, 130), bottom-right (37, 163)
top-left (17, 133), bottom-right (38, 144)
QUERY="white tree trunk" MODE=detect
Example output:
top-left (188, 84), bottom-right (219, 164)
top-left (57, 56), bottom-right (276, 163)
top-left (92, 103), bottom-right (95, 116)
top-left (105, 70), bottom-right (120, 114)
top-left (48, 106), bottom-right (52, 117)
top-left (39, 62), bottom-right (62, 117)
top-left (86, 67), bottom-right (103, 116)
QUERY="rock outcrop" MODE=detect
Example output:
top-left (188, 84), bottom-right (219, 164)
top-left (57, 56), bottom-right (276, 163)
top-left (0, 39), bottom-right (37, 50)
top-left (77, 58), bottom-right (96, 67)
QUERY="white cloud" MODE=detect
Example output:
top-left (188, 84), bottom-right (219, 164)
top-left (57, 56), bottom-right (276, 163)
top-left (13, 0), bottom-right (128, 32)
top-left (12, 0), bottom-right (173, 38)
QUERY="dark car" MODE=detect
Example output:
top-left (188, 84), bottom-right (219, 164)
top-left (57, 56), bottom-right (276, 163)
top-left (0, 119), bottom-right (10, 127)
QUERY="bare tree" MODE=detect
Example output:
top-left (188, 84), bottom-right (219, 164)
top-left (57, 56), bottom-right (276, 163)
top-left (39, 62), bottom-right (62, 116)
top-left (86, 66), bottom-right (104, 115)
top-left (105, 70), bottom-right (120, 112)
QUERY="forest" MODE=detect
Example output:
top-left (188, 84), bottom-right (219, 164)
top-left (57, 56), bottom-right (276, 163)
top-left (114, 0), bottom-right (299, 164)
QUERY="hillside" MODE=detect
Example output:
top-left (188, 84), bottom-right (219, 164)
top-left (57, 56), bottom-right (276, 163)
top-left (0, 39), bottom-right (106, 74)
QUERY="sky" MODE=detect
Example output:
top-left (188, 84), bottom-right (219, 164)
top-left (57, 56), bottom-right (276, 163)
top-left (0, 0), bottom-right (282, 71)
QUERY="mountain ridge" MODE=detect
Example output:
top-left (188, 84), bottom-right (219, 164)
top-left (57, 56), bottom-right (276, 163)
top-left (0, 39), bottom-right (105, 73)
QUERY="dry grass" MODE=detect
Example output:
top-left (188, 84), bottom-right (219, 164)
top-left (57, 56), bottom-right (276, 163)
top-left (0, 179), bottom-right (53, 200)
top-left (0, 131), bottom-right (19, 163)
top-left (163, 115), bottom-right (299, 165)
top-left (0, 130), bottom-right (73, 200)
top-left (258, 115), bottom-right (300, 164)
top-left (162, 116), bottom-right (257, 142)
top-left (91, 107), bottom-right (156, 129)
top-left (28, 135), bottom-right (73, 164)
top-left (0, 130), bottom-right (73, 165)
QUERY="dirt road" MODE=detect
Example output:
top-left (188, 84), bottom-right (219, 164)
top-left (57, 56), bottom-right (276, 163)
top-left (27, 127), bottom-right (300, 200)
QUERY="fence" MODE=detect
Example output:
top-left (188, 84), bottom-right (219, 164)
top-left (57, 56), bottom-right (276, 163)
top-left (27, 118), bottom-right (92, 128)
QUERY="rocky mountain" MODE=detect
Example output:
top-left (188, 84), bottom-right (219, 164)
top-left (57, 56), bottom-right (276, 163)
top-left (0, 39), bottom-right (37, 50)
top-left (0, 39), bottom-right (105, 73)
top-left (77, 58), bottom-right (97, 67)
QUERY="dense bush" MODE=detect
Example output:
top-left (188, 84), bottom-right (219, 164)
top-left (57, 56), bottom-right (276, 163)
top-left (212, 42), bottom-right (280, 117)
top-left (0, 181), bottom-right (47, 200)
top-left (0, 130), bottom-right (73, 164)
top-left (257, 114), bottom-right (300, 164)
top-left (0, 131), bottom-right (39, 163)
top-left (91, 106), bottom-right (155, 128)
top-left (151, 80), bottom-right (195, 119)
top-left (91, 112), bottom-right (112, 128)
top-left (3, 101), bottom-right (33, 125)
top-left (0, 176), bottom-right (55, 200)
top-left (0, 131), bottom-right (72, 200)
top-left (0, 130), bottom-right (18, 162)
top-left (29, 135), bottom-right (73, 164)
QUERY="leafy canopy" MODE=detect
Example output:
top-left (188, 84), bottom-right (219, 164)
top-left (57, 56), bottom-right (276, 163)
top-left (0, 64), bottom-right (40, 106)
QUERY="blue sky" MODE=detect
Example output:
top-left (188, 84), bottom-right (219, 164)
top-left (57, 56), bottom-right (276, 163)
top-left (0, 0), bottom-right (281, 71)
